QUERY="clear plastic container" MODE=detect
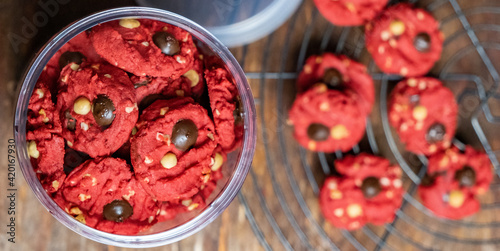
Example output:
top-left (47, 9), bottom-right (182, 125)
top-left (136, 0), bottom-right (302, 47)
top-left (14, 7), bottom-right (256, 248)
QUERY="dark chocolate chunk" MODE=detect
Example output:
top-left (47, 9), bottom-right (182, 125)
top-left (426, 123), bottom-right (446, 143)
top-left (307, 123), bottom-right (329, 141)
top-left (455, 166), bottom-right (476, 187)
top-left (153, 32), bottom-right (180, 56)
top-left (171, 119), bottom-right (198, 151)
top-left (361, 177), bottom-right (381, 198)
top-left (414, 33), bottom-right (431, 52)
top-left (322, 68), bottom-right (344, 90)
top-left (65, 109), bottom-right (76, 131)
top-left (409, 94), bottom-right (420, 106)
top-left (103, 200), bottom-right (133, 222)
top-left (92, 95), bottom-right (115, 127)
top-left (59, 51), bottom-right (85, 69)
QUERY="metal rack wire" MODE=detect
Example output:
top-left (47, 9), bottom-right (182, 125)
top-left (237, 0), bottom-right (500, 249)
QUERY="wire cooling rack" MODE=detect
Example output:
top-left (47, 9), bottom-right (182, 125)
top-left (234, 0), bottom-right (500, 250)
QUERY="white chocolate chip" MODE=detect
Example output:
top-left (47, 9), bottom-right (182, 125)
top-left (400, 67), bottom-right (409, 76)
top-left (389, 39), bottom-right (397, 48)
top-left (73, 97), bottom-right (91, 115)
top-left (330, 189), bottom-right (342, 199)
top-left (417, 11), bottom-right (425, 20)
top-left (330, 125), bottom-right (349, 140)
top-left (160, 107), bottom-right (169, 116)
top-left (418, 81), bottom-right (427, 90)
top-left (211, 153), bottom-right (223, 171)
top-left (319, 102), bottom-right (330, 111)
top-left (156, 132), bottom-right (164, 141)
top-left (378, 45), bottom-right (385, 54)
top-left (400, 123), bottom-right (408, 132)
top-left (27, 141), bottom-right (40, 159)
top-left (175, 56), bottom-right (186, 64)
top-left (36, 89), bottom-right (44, 99)
top-left (125, 106), bottom-right (136, 113)
top-left (148, 216), bottom-right (154, 223)
top-left (61, 75), bottom-right (69, 83)
top-left (69, 207), bottom-right (82, 215)
top-left (407, 78), bottom-right (417, 87)
top-left (70, 63), bottom-right (80, 71)
top-left (91, 64), bottom-right (100, 70)
top-left (141, 41), bottom-right (149, 46)
top-left (119, 18), bottom-right (140, 29)
top-left (78, 194), bottom-right (91, 201)
top-left (188, 203), bottom-right (199, 211)
top-left (327, 181), bottom-right (337, 190)
top-left (161, 153), bottom-right (177, 169)
top-left (346, 204), bottom-right (363, 218)
top-left (389, 20), bottom-right (405, 36)
top-left (182, 199), bottom-right (192, 207)
top-left (386, 190), bottom-right (394, 198)
top-left (144, 156), bottom-right (153, 164)
top-left (183, 69), bottom-right (200, 87)
top-left (80, 122), bottom-right (89, 131)
top-left (393, 179), bottom-right (402, 188)
top-left (38, 109), bottom-right (49, 123)
top-left (52, 180), bottom-right (60, 190)
top-left (380, 177), bottom-right (390, 186)
top-left (215, 109), bottom-right (221, 116)
top-left (104, 74), bottom-right (112, 78)
top-left (122, 190), bottom-right (135, 201)
top-left (303, 65), bottom-right (312, 74)
top-left (334, 208), bottom-right (344, 217)
top-left (207, 133), bottom-right (215, 141)
top-left (131, 127), bottom-right (137, 136)
top-left (67, 141), bottom-right (73, 147)
top-left (449, 190), bottom-right (465, 208)
top-left (381, 31), bottom-right (391, 41)
top-left (412, 105), bottom-right (428, 121)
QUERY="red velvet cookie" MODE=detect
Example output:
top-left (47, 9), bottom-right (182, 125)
top-left (205, 68), bottom-right (243, 152)
top-left (288, 84), bottom-right (366, 152)
top-left (90, 19), bottom-right (196, 78)
top-left (314, 0), bottom-right (389, 26)
top-left (56, 63), bottom-right (138, 158)
top-left (130, 98), bottom-right (216, 201)
top-left (319, 154), bottom-right (403, 230)
top-left (365, 3), bottom-right (443, 77)
top-left (388, 77), bottom-right (458, 155)
top-left (133, 53), bottom-right (205, 108)
top-left (58, 157), bottom-right (159, 235)
top-left (297, 53), bottom-right (374, 114)
top-left (418, 146), bottom-right (492, 220)
top-left (27, 81), bottom-right (61, 134)
top-left (26, 130), bottom-right (65, 194)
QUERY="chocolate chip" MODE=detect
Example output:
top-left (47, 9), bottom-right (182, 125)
top-left (426, 123), bottom-right (446, 144)
top-left (409, 94), bottom-right (420, 106)
top-left (153, 32), bottom-right (180, 56)
top-left (322, 68), bottom-right (344, 90)
top-left (455, 166), bottom-right (476, 187)
top-left (361, 177), bottom-right (381, 198)
top-left (171, 119), bottom-right (198, 151)
top-left (233, 96), bottom-right (244, 125)
top-left (103, 200), bottom-right (133, 222)
top-left (414, 32), bottom-right (431, 52)
top-left (65, 109), bottom-right (76, 131)
top-left (92, 95), bottom-right (115, 127)
top-left (307, 123), bottom-right (329, 141)
top-left (134, 77), bottom-right (151, 89)
top-left (59, 51), bottom-right (85, 69)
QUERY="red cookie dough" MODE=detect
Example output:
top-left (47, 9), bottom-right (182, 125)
top-left (27, 81), bottom-right (61, 134)
top-left (130, 98), bottom-right (216, 201)
top-left (418, 146), bottom-right (492, 220)
top-left (56, 63), bottom-right (138, 158)
top-left (58, 157), bottom-right (159, 235)
top-left (297, 53), bottom-right (374, 114)
top-left (288, 84), bottom-right (366, 152)
top-left (319, 154), bottom-right (403, 230)
top-left (133, 53), bottom-right (205, 107)
top-left (388, 77), bottom-right (458, 155)
top-left (205, 68), bottom-right (243, 152)
top-left (26, 130), bottom-right (65, 194)
top-left (314, 0), bottom-right (389, 26)
top-left (365, 3), bottom-right (443, 77)
top-left (90, 19), bottom-right (196, 79)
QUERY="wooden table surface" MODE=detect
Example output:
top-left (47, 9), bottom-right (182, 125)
top-left (1, 0), bottom-right (500, 250)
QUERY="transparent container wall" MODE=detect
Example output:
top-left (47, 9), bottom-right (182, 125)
top-left (136, 0), bottom-right (274, 28)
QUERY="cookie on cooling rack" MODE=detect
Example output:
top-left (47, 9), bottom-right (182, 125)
top-left (313, 0), bottom-right (389, 26)
top-left (388, 77), bottom-right (458, 155)
top-left (418, 146), bottom-right (493, 220)
top-left (288, 84), bottom-right (366, 153)
top-left (365, 3), bottom-right (444, 77)
top-left (297, 53), bottom-right (374, 115)
top-left (319, 153), bottom-right (404, 230)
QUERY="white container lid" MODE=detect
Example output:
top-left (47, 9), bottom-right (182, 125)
top-left (136, 0), bottom-right (302, 47)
